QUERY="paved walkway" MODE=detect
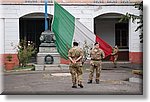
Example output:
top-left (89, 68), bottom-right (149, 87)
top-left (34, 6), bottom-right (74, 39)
top-left (2, 63), bottom-right (143, 95)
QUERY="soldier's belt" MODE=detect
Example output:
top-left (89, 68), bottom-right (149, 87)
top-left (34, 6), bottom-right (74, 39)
top-left (71, 57), bottom-right (78, 59)
top-left (91, 59), bottom-right (101, 61)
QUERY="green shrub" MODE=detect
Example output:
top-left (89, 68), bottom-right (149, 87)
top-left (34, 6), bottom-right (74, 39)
top-left (6, 54), bottom-right (13, 61)
top-left (17, 39), bottom-right (36, 67)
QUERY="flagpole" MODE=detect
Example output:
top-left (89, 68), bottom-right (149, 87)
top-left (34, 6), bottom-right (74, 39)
top-left (51, 0), bottom-right (55, 31)
top-left (44, 0), bottom-right (48, 31)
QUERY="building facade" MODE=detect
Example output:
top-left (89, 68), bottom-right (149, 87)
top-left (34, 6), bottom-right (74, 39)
top-left (0, 0), bottom-right (143, 66)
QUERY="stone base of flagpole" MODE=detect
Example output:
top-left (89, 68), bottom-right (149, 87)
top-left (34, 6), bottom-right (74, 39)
top-left (37, 53), bottom-right (60, 65)
top-left (35, 30), bottom-right (62, 71)
top-left (34, 64), bottom-right (69, 71)
top-left (35, 52), bottom-right (61, 71)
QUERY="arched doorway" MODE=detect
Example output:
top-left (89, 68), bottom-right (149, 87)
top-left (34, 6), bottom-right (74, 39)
top-left (19, 13), bottom-right (53, 62)
top-left (94, 13), bottom-right (129, 61)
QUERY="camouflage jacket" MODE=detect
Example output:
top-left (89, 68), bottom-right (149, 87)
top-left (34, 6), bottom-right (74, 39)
top-left (112, 48), bottom-right (119, 56)
top-left (90, 47), bottom-right (105, 60)
top-left (68, 46), bottom-right (83, 63)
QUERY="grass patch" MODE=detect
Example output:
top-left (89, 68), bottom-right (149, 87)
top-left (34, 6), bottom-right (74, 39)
top-left (14, 65), bottom-right (35, 71)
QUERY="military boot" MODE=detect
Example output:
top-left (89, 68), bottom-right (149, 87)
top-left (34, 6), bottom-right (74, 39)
top-left (78, 84), bottom-right (84, 88)
top-left (96, 79), bottom-right (99, 84)
top-left (114, 66), bottom-right (117, 68)
top-left (72, 85), bottom-right (77, 88)
top-left (87, 80), bottom-right (92, 84)
top-left (72, 84), bottom-right (77, 88)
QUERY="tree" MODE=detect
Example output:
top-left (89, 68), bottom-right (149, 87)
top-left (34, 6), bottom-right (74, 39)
top-left (17, 39), bottom-right (37, 67)
top-left (119, 1), bottom-right (143, 43)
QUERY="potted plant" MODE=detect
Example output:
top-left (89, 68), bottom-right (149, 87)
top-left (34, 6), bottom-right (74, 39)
top-left (5, 54), bottom-right (15, 70)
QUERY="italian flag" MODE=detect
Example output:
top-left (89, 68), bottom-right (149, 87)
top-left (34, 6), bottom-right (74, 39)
top-left (52, 1), bottom-right (112, 60)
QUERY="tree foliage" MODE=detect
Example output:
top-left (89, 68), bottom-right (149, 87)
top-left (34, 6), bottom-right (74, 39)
top-left (17, 39), bottom-right (37, 67)
top-left (119, 1), bottom-right (143, 43)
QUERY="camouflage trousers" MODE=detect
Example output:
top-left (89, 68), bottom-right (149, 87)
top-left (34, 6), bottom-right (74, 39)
top-left (113, 55), bottom-right (118, 67)
top-left (69, 65), bottom-right (83, 86)
top-left (88, 61), bottom-right (102, 81)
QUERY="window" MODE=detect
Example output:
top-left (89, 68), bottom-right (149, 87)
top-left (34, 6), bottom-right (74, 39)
top-left (121, 0), bottom-right (130, 3)
top-left (94, 0), bottom-right (103, 3)
top-left (115, 23), bottom-right (128, 48)
top-left (107, 0), bottom-right (117, 3)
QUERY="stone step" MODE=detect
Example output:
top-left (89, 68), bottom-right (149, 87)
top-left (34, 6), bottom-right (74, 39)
top-left (34, 64), bottom-right (69, 71)
top-left (129, 77), bottom-right (142, 83)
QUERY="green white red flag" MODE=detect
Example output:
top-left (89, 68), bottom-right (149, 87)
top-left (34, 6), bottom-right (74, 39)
top-left (52, 1), bottom-right (112, 59)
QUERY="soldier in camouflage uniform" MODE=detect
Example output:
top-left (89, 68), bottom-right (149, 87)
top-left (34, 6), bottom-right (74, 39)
top-left (111, 45), bottom-right (119, 68)
top-left (87, 42), bottom-right (105, 84)
top-left (68, 42), bottom-right (84, 88)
